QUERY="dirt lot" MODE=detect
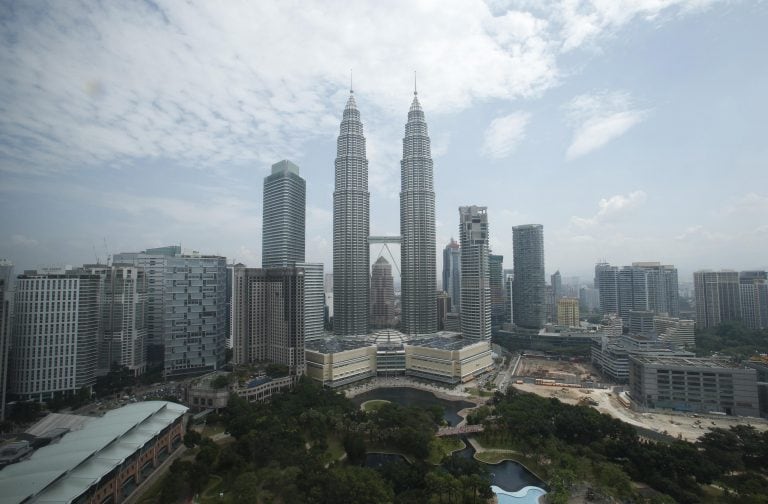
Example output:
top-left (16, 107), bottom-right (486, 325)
top-left (511, 382), bottom-right (768, 442)
top-left (515, 356), bottom-right (600, 384)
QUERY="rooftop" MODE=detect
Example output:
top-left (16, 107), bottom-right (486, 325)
top-left (0, 401), bottom-right (187, 504)
top-left (305, 337), bottom-right (376, 354)
top-left (631, 356), bottom-right (749, 369)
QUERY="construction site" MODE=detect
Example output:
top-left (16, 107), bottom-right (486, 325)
top-left (510, 354), bottom-right (768, 442)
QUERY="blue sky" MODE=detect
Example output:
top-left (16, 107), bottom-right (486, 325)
top-left (1, 0), bottom-right (766, 284)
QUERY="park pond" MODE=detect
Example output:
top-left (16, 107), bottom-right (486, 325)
top-left (351, 386), bottom-right (475, 426)
top-left (357, 387), bottom-right (547, 501)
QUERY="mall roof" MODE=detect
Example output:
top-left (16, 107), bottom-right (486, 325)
top-left (0, 401), bottom-right (187, 504)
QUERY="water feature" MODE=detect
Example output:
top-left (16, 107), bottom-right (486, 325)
top-left (351, 387), bottom-right (474, 425)
top-left (364, 452), bottom-right (408, 469)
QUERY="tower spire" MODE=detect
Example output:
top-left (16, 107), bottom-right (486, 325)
top-left (350, 68), bottom-right (353, 94)
top-left (414, 70), bottom-right (417, 96)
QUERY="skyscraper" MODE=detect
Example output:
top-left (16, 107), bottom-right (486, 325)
top-left (400, 90), bottom-right (437, 336)
top-left (370, 257), bottom-right (395, 329)
top-left (551, 270), bottom-right (562, 301)
top-left (512, 224), bottom-right (546, 329)
top-left (262, 160), bottom-right (306, 268)
top-left (694, 271), bottom-right (741, 329)
top-left (0, 260), bottom-right (12, 420)
top-left (459, 206), bottom-right (491, 340)
top-left (489, 254), bottom-right (505, 329)
top-left (442, 238), bottom-right (461, 313)
top-left (299, 263), bottom-right (325, 342)
top-left (333, 91), bottom-right (370, 336)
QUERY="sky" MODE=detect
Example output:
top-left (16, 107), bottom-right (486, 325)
top-left (1, 0), bottom-right (767, 285)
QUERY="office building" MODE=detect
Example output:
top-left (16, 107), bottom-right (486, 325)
top-left (115, 248), bottom-right (228, 377)
top-left (333, 91), bottom-right (370, 336)
top-left (512, 224), bottom-right (546, 329)
top-left (262, 160), bottom-right (306, 268)
top-left (113, 245), bottom-right (180, 362)
top-left (545, 284), bottom-right (555, 322)
top-left (84, 265), bottom-right (148, 376)
top-left (10, 270), bottom-right (100, 401)
top-left (436, 291), bottom-right (450, 331)
top-left (694, 271), bottom-right (741, 329)
top-left (629, 356), bottom-right (759, 417)
top-left (0, 260), bottom-right (12, 420)
top-left (370, 257), bottom-right (395, 329)
top-left (595, 262), bottom-right (619, 316)
top-left (628, 310), bottom-right (655, 336)
top-left (653, 316), bottom-right (695, 348)
top-left (739, 271), bottom-right (768, 330)
top-left (551, 270), bottom-right (562, 302)
top-left (400, 90), bottom-right (437, 336)
top-left (489, 254), bottom-right (505, 329)
top-left (300, 263), bottom-right (325, 342)
top-left (504, 269), bottom-right (514, 325)
top-left (557, 298), bottom-right (580, 327)
top-left (591, 334), bottom-right (694, 383)
top-left (618, 266), bottom-right (649, 323)
top-left (232, 267), bottom-right (305, 376)
top-left (579, 286), bottom-right (599, 312)
top-left (459, 206), bottom-right (491, 340)
top-left (442, 238), bottom-right (461, 313)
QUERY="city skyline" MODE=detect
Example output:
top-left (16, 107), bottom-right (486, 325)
top-left (1, 2), bottom-right (767, 281)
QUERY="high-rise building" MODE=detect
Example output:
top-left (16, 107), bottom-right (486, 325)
top-left (512, 224), bottom-right (546, 330)
top-left (503, 269), bottom-right (514, 325)
top-left (262, 160), bottom-right (306, 268)
top-left (551, 271), bottom-right (562, 302)
top-left (113, 245), bottom-right (181, 363)
top-left (436, 291), bottom-right (450, 331)
top-left (545, 284), bottom-right (555, 322)
top-left (84, 265), bottom-right (147, 376)
top-left (595, 262), bottom-right (619, 316)
top-left (163, 254), bottom-right (227, 377)
top-left (579, 286), bottom-right (599, 312)
top-left (442, 238), bottom-right (461, 313)
top-left (489, 254), bottom-right (505, 330)
top-left (694, 271), bottom-right (741, 329)
top-left (557, 298), bottom-right (580, 327)
top-left (10, 270), bottom-right (100, 400)
top-left (299, 263), bottom-right (325, 342)
top-left (232, 266), bottom-right (305, 377)
top-left (739, 271), bottom-right (768, 330)
top-left (370, 257), bottom-right (395, 329)
top-left (400, 90), bottom-right (436, 336)
top-left (333, 91), bottom-right (370, 336)
top-left (115, 248), bottom-right (227, 377)
top-left (631, 262), bottom-right (679, 317)
top-left (459, 206), bottom-right (491, 340)
top-left (0, 260), bottom-right (12, 420)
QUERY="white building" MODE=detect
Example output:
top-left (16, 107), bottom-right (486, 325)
top-left (10, 271), bottom-right (100, 400)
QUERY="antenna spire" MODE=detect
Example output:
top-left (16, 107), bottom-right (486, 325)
top-left (414, 71), bottom-right (417, 96)
top-left (350, 69), bottom-right (353, 94)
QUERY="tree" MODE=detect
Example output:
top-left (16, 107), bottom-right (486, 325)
top-left (231, 472), bottom-right (261, 504)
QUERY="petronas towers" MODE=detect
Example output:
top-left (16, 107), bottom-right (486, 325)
top-left (333, 87), bottom-right (436, 336)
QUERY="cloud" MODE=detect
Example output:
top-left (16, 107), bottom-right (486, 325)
top-left (570, 190), bottom-right (647, 228)
top-left (565, 91), bottom-right (650, 160)
top-left (11, 234), bottom-right (39, 247)
top-left (481, 112), bottom-right (531, 159)
top-left (719, 193), bottom-right (768, 216)
top-left (675, 225), bottom-right (730, 242)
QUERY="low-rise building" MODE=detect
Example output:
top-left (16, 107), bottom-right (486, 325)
top-left (629, 356), bottom-right (759, 417)
top-left (305, 338), bottom-right (378, 387)
top-left (653, 316), bottom-right (695, 348)
top-left (405, 335), bottom-right (493, 384)
top-left (591, 334), bottom-right (694, 383)
top-left (0, 401), bottom-right (186, 503)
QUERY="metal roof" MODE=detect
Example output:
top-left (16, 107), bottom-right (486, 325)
top-left (0, 401), bottom-right (187, 504)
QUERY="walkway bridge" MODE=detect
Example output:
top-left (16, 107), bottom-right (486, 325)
top-left (435, 424), bottom-right (484, 437)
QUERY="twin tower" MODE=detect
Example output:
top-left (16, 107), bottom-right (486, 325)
top-left (333, 89), bottom-right (436, 336)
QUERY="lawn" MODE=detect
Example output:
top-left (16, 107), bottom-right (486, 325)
top-left (427, 436), bottom-right (465, 464)
top-left (361, 399), bottom-right (391, 412)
